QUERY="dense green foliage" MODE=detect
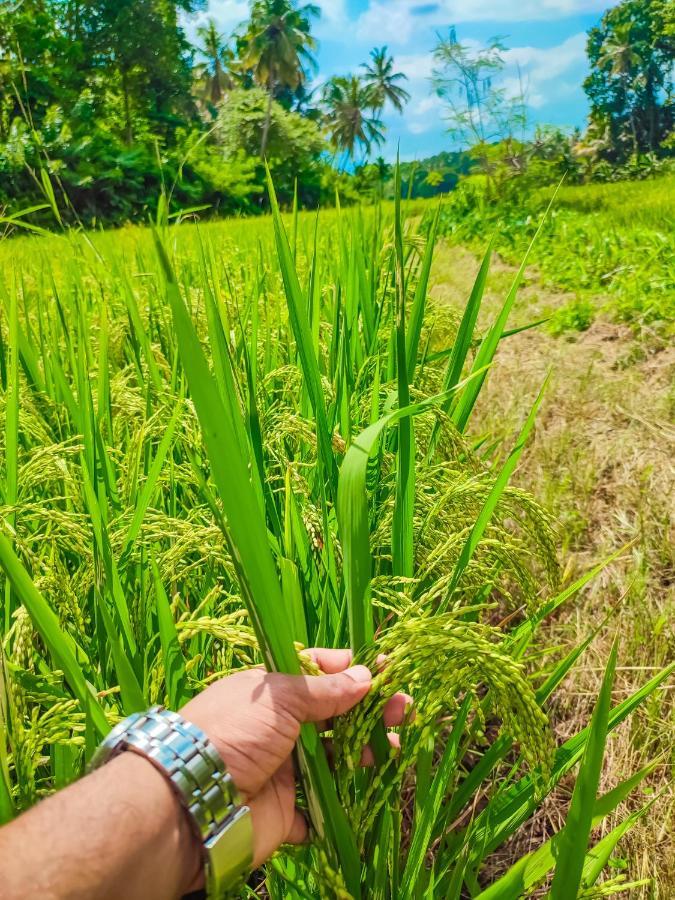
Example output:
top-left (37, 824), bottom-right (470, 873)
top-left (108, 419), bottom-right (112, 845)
top-left (2, 0), bottom-right (673, 228)
top-left (584, 0), bottom-right (674, 160)
top-left (0, 0), bottom-right (212, 221)
top-left (216, 87), bottom-right (325, 205)
top-left (398, 151), bottom-right (474, 198)
top-left (0, 0), bottom-right (413, 223)
top-left (434, 172), bottom-right (675, 337)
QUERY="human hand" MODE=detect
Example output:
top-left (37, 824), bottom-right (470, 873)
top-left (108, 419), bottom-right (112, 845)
top-left (180, 649), bottom-right (411, 872)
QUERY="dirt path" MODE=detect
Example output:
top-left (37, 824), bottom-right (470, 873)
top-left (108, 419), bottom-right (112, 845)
top-left (430, 240), bottom-right (675, 895)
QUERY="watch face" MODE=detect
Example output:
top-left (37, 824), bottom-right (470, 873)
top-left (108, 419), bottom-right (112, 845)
top-left (204, 806), bottom-right (253, 894)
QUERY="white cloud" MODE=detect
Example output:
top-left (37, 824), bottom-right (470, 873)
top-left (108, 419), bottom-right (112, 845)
top-left (390, 32), bottom-right (587, 138)
top-left (406, 94), bottom-right (444, 133)
top-left (311, 1), bottom-right (355, 42)
top-left (504, 32), bottom-right (586, 79)
top-left (356, 0), bottom-right (615, 46)
top-left (503, 32), bottom-right (587, 107)
top-left (395, 52), bottom-right (435, 81)
top-left (380, 54), bottom-right (441, 136)
top-left (189, 0), bottom-right (249, 40)
top-left (355, 4), bottom-right (418, 45)
top-left (316, 0), bottom-right (349, 27)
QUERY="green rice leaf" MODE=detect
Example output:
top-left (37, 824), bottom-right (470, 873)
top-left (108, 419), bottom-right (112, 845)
top-left (392, 157), bottom-right (415, 579)
top-left (468, 655), bottom-right (674, 865)
top-left (476, 759), bottom-right (655, 899)
top-left (39, 169), bottom-right (63, 226)
top-left (80, 463), bottom-right (137, 660)
top-left (151, 555), bottom-right (191, 709)
top-left (338, 385), bottom-right (470, 652)
top-left (452, 184), bottom-right (561, 433)
top-left (443, 237), bottom-right (493, 396)
top-left (154, 230), bottom-right (362, 897)
top-left (92, 582), bottom-right (146, 715)
top-left (3, 287), bottom-right (19, 632)
top-left (509, 544), bottom-right (631, 657)
top-left (120, 403), bottom-right (182, 564)
top-left (0, 658), bottom-right (14, 824)
top-left (549, 639), bottom-right (618, 898)
top-left (265, 165), bottom-right (338, 496)
top-left (400, 698), bottom-right (470, 898)
top-left (581, 792), bottom-right (658, 888)
top-left (406, 202), bottom-right (440, 381)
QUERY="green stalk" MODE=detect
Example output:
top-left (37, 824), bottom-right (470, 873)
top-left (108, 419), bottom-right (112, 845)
top-left (265, 167), bottom-right (338, 499)
top-left (392, 159), bottom-right (414, 579)
top-left (154, 232), bottom-right (362, 897)
top-left (3, 288), bottom-right (18, 633)
top-left (441, 372), bottom-right (550, 609)
top-left (549, 640), bottom-right (617, 898)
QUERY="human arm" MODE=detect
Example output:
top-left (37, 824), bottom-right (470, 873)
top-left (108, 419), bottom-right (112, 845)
top-left (0, 650), bottom-right (409, 900)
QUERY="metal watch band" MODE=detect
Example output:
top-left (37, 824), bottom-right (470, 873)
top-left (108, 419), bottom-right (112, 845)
top-left (90, 706), bottom-right (253, 898)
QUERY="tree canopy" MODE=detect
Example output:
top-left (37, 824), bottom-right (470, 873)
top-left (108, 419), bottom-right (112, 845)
top-left (0, 0), bottom-right (410, 221)
top-left (0, 0), bottom-right (672, 225)
top-left (584, 0), bottom-right (674, 158)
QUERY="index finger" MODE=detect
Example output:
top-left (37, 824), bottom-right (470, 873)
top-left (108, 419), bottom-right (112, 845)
top-left (304, 647), bottom-right (354, 674)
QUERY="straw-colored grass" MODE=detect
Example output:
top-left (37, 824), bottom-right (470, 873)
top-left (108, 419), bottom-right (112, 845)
top-left (430, 238), bottom-right (675, 897)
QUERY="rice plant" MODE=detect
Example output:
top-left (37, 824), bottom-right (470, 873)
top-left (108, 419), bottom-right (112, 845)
top-left (0, 176), bottom-right (671, 898)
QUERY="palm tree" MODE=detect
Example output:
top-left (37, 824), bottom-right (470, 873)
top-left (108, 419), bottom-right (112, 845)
top-left (598, 22), bottom-right (641, 78)
top-left (597, 23), bottom-right (643, 153)
top-left (373, 155), bottom-right (391, 181)
top-left (322, 76), bottom-right (385, 165)
top-left (195, 19), bottom-right (234, 109)
top-left (240, 0), bottom-right (319, 156)
top-left (361, 46), bottom-right (410, 114)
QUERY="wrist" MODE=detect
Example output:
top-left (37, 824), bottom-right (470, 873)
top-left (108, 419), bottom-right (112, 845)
top-left (109, 753), bottom-right (203, 895)
top-left (90, 707), bottom-right (253, 897)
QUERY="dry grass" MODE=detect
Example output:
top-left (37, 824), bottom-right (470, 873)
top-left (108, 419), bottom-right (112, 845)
top-left (430, 239), bottom-right (675, 897)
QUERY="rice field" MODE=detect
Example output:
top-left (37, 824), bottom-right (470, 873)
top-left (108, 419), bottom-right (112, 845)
top-left (0, 182), bottom-right (672, 898)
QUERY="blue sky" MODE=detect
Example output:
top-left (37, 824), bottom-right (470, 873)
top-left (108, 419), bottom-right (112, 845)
top-left (186, 0), bottom-right (619, 160)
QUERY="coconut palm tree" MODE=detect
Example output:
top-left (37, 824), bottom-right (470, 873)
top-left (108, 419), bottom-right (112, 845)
top-left (322, 75), bottom-right (385, 165)
top-left (597, 22), bottom-right (642, 78)
top-left (361, 46), bottom-right (410, 114)
top-left (195, 19), bottom-right (234, 109)
top-left (597, 23), bottom-right (643, 153)
top-left (240, 0), bottom-right (319, 156)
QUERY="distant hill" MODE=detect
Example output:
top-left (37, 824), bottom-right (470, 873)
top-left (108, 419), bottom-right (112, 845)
top-left (398, 150), bottom-right (474, 198)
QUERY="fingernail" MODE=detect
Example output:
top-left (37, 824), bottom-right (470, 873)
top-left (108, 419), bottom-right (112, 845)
top-left (346, 665), bottom-right (372, 684)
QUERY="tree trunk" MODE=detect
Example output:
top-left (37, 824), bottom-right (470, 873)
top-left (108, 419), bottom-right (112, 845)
top-left (260, 81), bottom-right (274, 158)
top-left (212, 61), bottom-right (223, 105)
top-left (67, 0), bottom-right (82, 40)
top-left (122, 69), bottom-right (133, 144)
top-left (646, 69), bottom-right (657, 151)
top-left (630, 109), bottom-right (638, 156)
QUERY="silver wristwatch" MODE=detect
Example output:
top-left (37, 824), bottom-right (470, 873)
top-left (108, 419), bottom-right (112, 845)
top-left (91, 706), bottom-right (253, 898)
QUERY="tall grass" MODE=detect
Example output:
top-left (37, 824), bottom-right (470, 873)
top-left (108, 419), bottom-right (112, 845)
top-left (436, 173), bottom-right (675, 337)
top-left (0, 182), bottom-right (671, 897)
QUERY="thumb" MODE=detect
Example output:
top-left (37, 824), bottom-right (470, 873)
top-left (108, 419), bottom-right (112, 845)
top-left (285, 665), bottom-right (372, 724)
